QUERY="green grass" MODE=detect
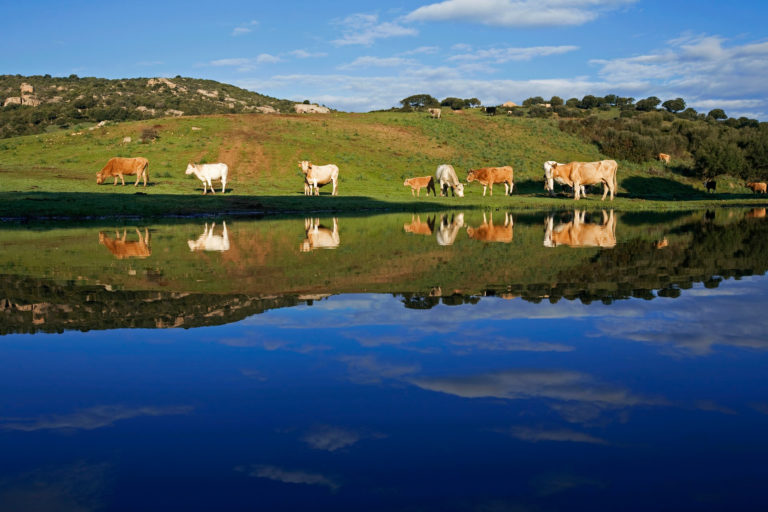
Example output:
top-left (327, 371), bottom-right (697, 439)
top-left (1, 110), bottom-right (766, 219)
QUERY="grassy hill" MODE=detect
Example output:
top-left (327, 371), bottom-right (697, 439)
top-left (0, 74), bottom-right (296, 138)
top-left (1, 108), bottom-right (767, 219)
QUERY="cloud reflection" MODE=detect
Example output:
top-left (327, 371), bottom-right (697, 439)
top-left (242, 465), bottom-right (340, 491)
top-left (506, 426), bottom-right (609, 445)
top-left (0, 405), bottom-right (192, 432)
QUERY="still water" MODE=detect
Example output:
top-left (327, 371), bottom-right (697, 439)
top-left (1, 208), bottom-right (768, 511)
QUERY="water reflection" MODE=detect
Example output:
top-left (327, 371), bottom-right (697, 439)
top-left (403, 214), bottom-right (435, 236)
top-left (98, 228), bottom-right (151, 259)
top-left (437, 212), bottom-right (464, 246)
top-left (187, 221), bottom-right (230, 252)
top-left (747, 207), bottom-right (766, 219)
top-left (466, 211), bottom-right (514, 243)
top-left (544, 210), bottom-right (616, 248)
top-left (300, 217), bottom-right (340, 252)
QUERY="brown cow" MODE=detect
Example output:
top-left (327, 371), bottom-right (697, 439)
top-left (404, 215), bottom-right (435, 236)
top-left (96, 157), bottom-right (149, 186)
top-left (403, 176), bottom-right (437, 197)
top-left (746, 208), bottom-right (766, 219)
top-left (549, 160), bottom-right (618, 200)
top-left (746, 182), bottom-right (768, 194)
top-left (99, 228), bottom-right (151, 259)
top-left (466, 212), bottom-right (513, 243)
top-left (653, 238), bottom-right (669, 249)
top-left (543, 210), bottom-right (616, 248)
top-left (658, 153), bottom-right (671, 164)
top-left (466, 166), bottom-right (514, 196)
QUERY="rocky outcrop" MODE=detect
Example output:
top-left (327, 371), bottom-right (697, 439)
top-left (294, 103), bottom-right (330, 114)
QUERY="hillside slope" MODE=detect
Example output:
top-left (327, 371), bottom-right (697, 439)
top-left (0, 75), bottom-right (295, 138)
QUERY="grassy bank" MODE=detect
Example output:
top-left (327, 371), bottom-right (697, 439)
top-left (1, 110), bottom-right (766, 219)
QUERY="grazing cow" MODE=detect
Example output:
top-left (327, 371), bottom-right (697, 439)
top-left (746, 182), bottom-right (768, 194)
top-left (403, 176), bottom-right (437, 197)
top-left (653, 238), bottom-right (669, 249)
top-left (300, 218), bottom-right (340, 252)
top-left (544, 160), bottom-right (586, 197)
top-left (96, 157), bottom-right (149, 186)
top-left (548, 160), bottom-right (618, 200)
top-left (704, 179), bottom-right (717, 193)
top-left (185, 162), bottom-right (228, 195)
top-left (466, 166), bottom-right (514, 196)
top-left (188, 222), bottom-right (230, 252)
top-left (436, 213), bottom-right (465, 246)
top-left (404, 215), bottom-right (435, 236)
top-left (98, 228), bottom-right (151, 259)
top-left (658, 153), bottom-right (671, 164)
top-left (428, 108), bottom-right (442, 119)
top-left (299, 160), bottom-right (339, 196)
top-left (435, 164), bottom-right (464, 197)
top-left (466, 212), bottom-right (514, 243)
top-left (485, 106), bottom-right (497, 116)
top-left (543, 210), bottom-right (616, 248)
top-left (746, 208), bottom-right (766, 219)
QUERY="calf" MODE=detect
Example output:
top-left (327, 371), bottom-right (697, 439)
top-left (746, 182), bottom-right (767, 194)
top-left (403, 176), bottom-right (437, 197)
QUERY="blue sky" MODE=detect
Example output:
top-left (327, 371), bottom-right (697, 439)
top-left (3, 0), bottom-right (768, 118)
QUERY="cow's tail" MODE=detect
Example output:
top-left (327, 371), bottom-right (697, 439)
top-left (142, 160), bottom-right (149, 184)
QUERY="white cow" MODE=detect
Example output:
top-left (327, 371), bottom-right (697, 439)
top-left (436, 213), bottom-right (465, 246)
top-left (299, 160), bottom-right (339, 196)
top-left (544, 160), bottom-right (586, 197)
top-left (428, 108), bottom-right (442, 119)
top-left (435, 164), bottom-right (464, 197)
top-left (300, 218), bottom-right (340, 252)
top-left (188, 222), bottom-right (230, 252)
top-left (185, 162), bottom-right (228, 195)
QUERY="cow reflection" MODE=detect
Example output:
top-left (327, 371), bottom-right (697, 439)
top-left (99, 228), bottom-right (151, 259)
top-left (301, 218), bottom-right (340, 252)
top-left (404, 215), bottom-right (435, 236)
top-left (437, 213), bottom-right (465, 246)
top-left (188, 221), bottom-right (230, 252)
top-left (544, 210), bottom-right (616, 248)
top-left (466, 212), bottom-right (513, 243)
top-left (746, 208), bottom-right (766, 219)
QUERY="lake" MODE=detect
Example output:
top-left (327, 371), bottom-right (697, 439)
top-left (1, 208), bottom-right (768, 511)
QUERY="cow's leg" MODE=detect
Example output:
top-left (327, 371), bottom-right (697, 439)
top-left (113, 176), bottom-right (118, 186)
top-left (574, 182), bottom-right (581, 200)
top-left (208, 178), bottom-right (215, 195)
top-left (482, 185), bottom-right (487, 197)
top-left (601, 180), bottom-right (609, 201)
top-left (489, 183), bottom-right (493, 196)
top-left (120, 174), bottom-right (126, 186)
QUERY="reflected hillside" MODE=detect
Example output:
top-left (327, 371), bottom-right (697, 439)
top-left (1, 208), bottom-right (767, 331)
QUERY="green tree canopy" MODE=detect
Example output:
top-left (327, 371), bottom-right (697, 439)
top-left (636, 96), bottom-right (661, 111)
top-left (708, 108), bottom-right (727, 120)
top-left (400, 94), bottom-right (439, 110)
top-left (662, 98), bottom-right (686, 113)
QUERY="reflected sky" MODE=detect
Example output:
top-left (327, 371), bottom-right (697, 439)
top-left (1, 271), bottom-right (768, 510)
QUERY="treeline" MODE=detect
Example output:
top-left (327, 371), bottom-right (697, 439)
top-left (0, 74), bottom-right (294, 139)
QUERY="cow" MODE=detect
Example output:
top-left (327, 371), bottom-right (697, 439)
top-left (428, 108), bottom-right (442, 119)
top-left (96, 157), bottom-right (149, 186)
top-left (543, 210), bottom-right (616, 248)
top-left (188, 222), bottom-right (230, 252)
top-left (300, 218), bottom-right (340, 252)
top-left (485, 106), bottom-right (497, 116)
top-left (544, 160), bottom-right (586, 197)
top-left (746, 182), bottom-right (768, 194)
top-left (466, 212), bottom-right (513, 243)
top-left (299, 160), bottom-right (339, 196)
top-left (653, 238), bottom-right (669, 249)
top-left (98, 228), bottom-right (151, 259)
top-left (403, 176), bottom-right (437, 197)
top-left (466, 166), bottom-right (514, 196)
top-left (435, 164), bottom-right (464, 197)
top-left (704, 179), bottom-right (717, 193)
top-left (548, 160), bottom-right (618, 200)
top-left (746, 208), bottom-right (766, 219)
top-left (436, 213), bottom-right (465, 246)
top-left (185, 162), bottom-right (228, 195)
top-left (404, 215), bottom-right (435, 236)
top-left (658, 153), bottom-right (671, 164)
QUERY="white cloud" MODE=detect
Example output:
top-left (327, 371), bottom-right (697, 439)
top-left (338, 56), bottom-right (417, 70)
top-left (0, 404), bottom-right (192, 431)
top-left (289, 49), bottom-right (329, 59)
top-left (406, 0), bottom-right (637, 27)
top-left (211, 58), bottom-right (251, 67)
top-left (333, 13), bottom-right (417, 46)
top-left (256, 53), bottom-right (281, 64)
top-left (401, 45), bottom-right (440, 55)
top-left (209, 54), bottom-right (281, 72)
top-left (448, 45), bottom-right (579, 63)
top-left (232, 27), bottom-right (252, 36)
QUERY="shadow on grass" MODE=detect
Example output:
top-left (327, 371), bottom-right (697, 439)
top-left (621, 176), bottom-right (706, 200)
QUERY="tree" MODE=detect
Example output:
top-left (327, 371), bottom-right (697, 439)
top-left (635, 96), bottom-right (661, 111)
top-left (578, 95), bottom-right (599, 109)
top-left (522, 96), bottom-right (544, 107)
top-left (679, 107), bottom-right (699, 120)
top-left (708, 108), bottom-right (727, 120)
top-left (565, 98), bottom-right (579, 108)
top-left (441, 97), bottom-right (466, 110)
top-left (400, 94), bottom-right (439, 110)
top-left (465, 98), bottom-right (481, 108)
top-left (662, 97), bottom-right (686, 113)
top-left (604, 94), bottom-right (618, 106)
top-left (616, 97), bottom-right (635, 108)
top-left (549, 96), bottom-right (564, 107)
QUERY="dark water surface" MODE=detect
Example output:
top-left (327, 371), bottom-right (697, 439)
top-left (1, 209), bottom-right (768, 511)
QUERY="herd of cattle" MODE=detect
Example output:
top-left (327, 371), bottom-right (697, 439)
top-left (95, 154), bottom-right (768, 200)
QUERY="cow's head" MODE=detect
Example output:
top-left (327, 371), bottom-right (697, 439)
top-left (298, 161), bottom-right (311, 174)
top-left (466, 170), bottom-right (476, 183)
top-left (96, 172), bottom-right (104, 184)
top-left (454, 183), bottom-right (465, 197)
top-left (403, 178), bottom-right (411, 186)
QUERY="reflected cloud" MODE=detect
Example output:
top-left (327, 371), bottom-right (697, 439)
top-left (341, 355), bottom-right (420, 384)
top-left (301, 425), bottom-right (387, 452)
top-left (506, 426), bottom-right (609, 445)
top-left (0, 405), bottom-right (192, 432)
top-left (241, 465), bottom-right (339, 491)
